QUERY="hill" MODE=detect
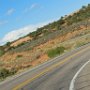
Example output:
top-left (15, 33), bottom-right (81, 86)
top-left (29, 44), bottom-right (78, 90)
top-left (3, 4), bottom-right (89, 48)
top-left (0, 4), bottom-right (90, 80)
top-left (1, 4), bottom-right (89, 48)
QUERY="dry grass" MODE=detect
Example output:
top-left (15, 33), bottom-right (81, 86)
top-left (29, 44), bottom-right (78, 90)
top-left (0, 29), bottom-right (90, 73)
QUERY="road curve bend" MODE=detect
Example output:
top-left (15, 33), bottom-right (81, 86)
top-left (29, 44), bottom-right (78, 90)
top-left (0, 43), bottom-right (90, 90)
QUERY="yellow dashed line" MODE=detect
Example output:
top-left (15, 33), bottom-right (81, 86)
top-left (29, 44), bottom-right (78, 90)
top-left (13, 46), bottom-right (90, 90)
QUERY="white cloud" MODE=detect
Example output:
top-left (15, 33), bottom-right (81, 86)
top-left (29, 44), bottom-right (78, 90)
top-left (6, 8), bottom-right (15, 16)
top-left (0, 20), bottom-right (8, 26)
top-left (24, 3), bottom-right (38, 13)
top-left (30, 3), bottom-right (38, 9)
top-left (0, 20), bottom-right (53, 45)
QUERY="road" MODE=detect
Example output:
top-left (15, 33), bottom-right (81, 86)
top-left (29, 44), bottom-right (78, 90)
top-left (0, 43), bottom-right (90, 90)
top-left (74, 59), bottom-right (90, 90)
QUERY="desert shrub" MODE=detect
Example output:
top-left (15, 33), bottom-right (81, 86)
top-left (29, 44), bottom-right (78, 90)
top-left (0, 46), bottom-right (5, 57)
top-left (9, 68), bottom-right (17, 75)
top-left (0, 68), bottom-right (9, 79)
top-left (76, 42), bottom-right (86, 48)
top-left (47, 46), bottom-right (65, 58)
top-left (16, 55), bottom-right (23, 58)
top-left (0, 50), bottom-right (5, 57)
top-left (0, 68), bottom-right (17, 79)
top-left (36, 54), bottom-right (41, 59)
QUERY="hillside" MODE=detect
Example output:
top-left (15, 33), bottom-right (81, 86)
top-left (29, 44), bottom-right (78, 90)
top-left (3, 4), bottom-right (90, 49)
top-left (27, 4), bottom-right (90, 39)
top-left (0, 4), bottom-right (90, 80)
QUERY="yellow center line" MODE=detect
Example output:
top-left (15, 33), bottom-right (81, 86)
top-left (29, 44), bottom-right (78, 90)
top-left (13, 46), bottom-right (90, 90)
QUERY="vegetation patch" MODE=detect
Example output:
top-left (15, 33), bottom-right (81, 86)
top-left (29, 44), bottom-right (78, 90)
top-left (0, 68), bottom-right (17, 80)
top-left (76, 41), bottom-right (88, 48)
top-left (47, 46), bottom-right (65, 58)
top-left (0, 46), bottom-right (5, 57)
top-left (16, 55), bottom-right (23, 58)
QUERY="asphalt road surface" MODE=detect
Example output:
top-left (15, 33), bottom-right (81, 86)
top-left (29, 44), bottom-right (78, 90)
top-left (0, 43), bottom-right (90, 90)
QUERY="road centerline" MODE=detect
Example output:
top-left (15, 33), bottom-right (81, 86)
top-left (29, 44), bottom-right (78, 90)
top-left (13, 46), bottom-right (90, 90)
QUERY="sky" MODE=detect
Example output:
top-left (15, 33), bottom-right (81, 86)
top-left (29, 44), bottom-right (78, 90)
top-left (0, 0), bottom-right (90, 45)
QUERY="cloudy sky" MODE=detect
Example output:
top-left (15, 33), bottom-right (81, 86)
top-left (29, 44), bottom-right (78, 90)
top-left (0, 0), bottom-right (90, 45)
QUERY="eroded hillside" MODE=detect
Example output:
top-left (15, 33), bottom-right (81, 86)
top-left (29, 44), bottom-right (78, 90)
top-left (0, 4), bottom-right (90, 79)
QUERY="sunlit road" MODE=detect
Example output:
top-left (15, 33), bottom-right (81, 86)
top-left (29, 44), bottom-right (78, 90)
top-left (0, 43), bottom-right (90, 90)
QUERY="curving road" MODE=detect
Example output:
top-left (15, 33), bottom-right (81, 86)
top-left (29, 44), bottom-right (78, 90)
top-left (0, 43), bottom-right (90, 90)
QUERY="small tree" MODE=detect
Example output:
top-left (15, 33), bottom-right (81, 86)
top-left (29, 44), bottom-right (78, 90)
top-left (6, 42), bottom-right (11, 46)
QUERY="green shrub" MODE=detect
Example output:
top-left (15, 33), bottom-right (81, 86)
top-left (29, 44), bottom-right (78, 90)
top-left (0, 68), bottom-right (9, 79)
top-left (0, 50), bottom-right (4, 56)
top-left (0, 68), bottom-right (17, 79)
top-left (0, 46), bottom-right (5, 57)
top-left (47, 46), bottom-right (65, 58)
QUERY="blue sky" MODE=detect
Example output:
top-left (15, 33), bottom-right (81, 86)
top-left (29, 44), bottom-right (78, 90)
top-left (0, 0), bottom-right (90, 45)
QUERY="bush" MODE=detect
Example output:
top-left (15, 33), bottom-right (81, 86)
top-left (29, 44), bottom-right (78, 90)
top-left (76, 42), bottom-right (87, 48)
top-left (0, 46), bottom-right (5, 57)
top-left (0, 50), bottom-right (5, 56)
top-left (0, 68), bottom-right (17, 79)
top-left (0, 68), bottom-right (9, 79)
top-left (16, 55), bottom-right (23, 58)
top-left (47, 46), bottom-right (65, 58)
top-left (9, 68), bottom-right (17, 75)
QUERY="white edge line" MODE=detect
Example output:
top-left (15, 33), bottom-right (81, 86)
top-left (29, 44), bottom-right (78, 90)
top-left (69, 59), bottom-right (90, 90)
